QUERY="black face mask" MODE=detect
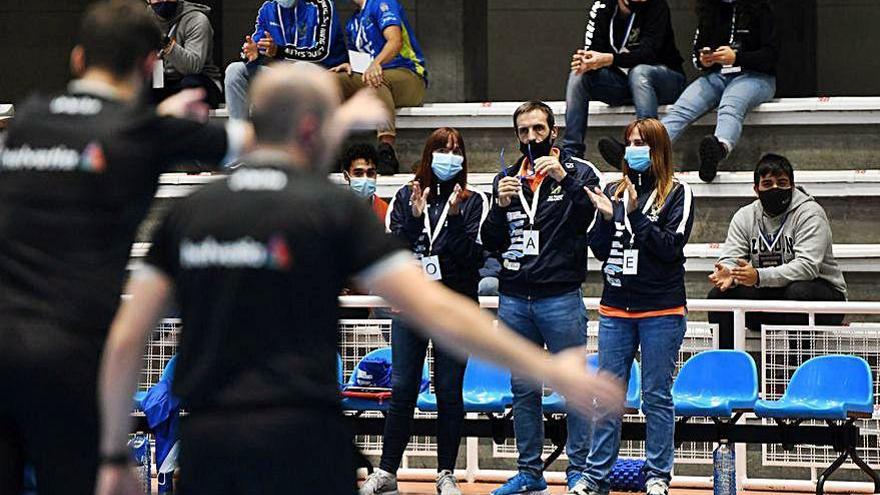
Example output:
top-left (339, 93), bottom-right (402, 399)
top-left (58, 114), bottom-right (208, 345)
top-left (758, 187), bottom-right (793, 216)
top-left (519, 137), bottom-right (554, 162)
top-left (152, 1), bottom-right (178, 20)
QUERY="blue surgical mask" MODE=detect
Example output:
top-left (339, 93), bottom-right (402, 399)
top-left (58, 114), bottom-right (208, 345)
top-left (624, 145), bottom-right (652, 172)
top-left (431, 152), bottom-right (464, 182)
top-left (276, 0), bottom-right (296, 8)
top-left (349, 177), bottom-right (376, 199)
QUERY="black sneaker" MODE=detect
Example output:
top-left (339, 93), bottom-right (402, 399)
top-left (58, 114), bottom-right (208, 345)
top-left (698, 135), bottom-right (727, 183)
top-left (376, 142), bottom-right (400, 175)
top-left (597, 137), bottom-right (625, 170)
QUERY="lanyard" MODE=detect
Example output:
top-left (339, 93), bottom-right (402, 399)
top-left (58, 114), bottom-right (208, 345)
top-left (621, 188), bottom-right (660, 245)
top-left (609, 6), bottom-right (636, 54)
top-left (424, 193), bottom-right (454, 255)
top-left (277, 2), bottom-right (299, 46)
top-left (517, 180), bottom-right (544, 227)
top-left (758, 213), bottom-right (789, 252)
top-left (168, 23), bottom-right (179, 39)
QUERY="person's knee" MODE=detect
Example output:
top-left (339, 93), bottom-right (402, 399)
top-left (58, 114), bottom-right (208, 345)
top-left (628, 65), bottom-right (654, 90)
top-left (225, 62), bottom-right (248, 83)
top-left (641, 386), bottom-right (673, 410)
top-left (708, 286), bottom-right (725, 299)
top-left (783, 281), bottom-right (820, 301)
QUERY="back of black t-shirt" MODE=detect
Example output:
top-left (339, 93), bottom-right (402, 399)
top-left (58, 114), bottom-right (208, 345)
top-left (145, 162), bottom-right (402, 411)
top-left (0, 86), bottom-right (228, 336)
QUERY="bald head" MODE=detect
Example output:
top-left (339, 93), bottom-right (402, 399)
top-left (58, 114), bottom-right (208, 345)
top-left (248, 64), bottom-right (342, 148)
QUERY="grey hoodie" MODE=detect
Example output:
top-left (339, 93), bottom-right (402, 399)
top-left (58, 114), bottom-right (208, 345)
top-left (153, 1), bottom-right (221, 85)
top-left (717, 187), bottom-right (847, 296)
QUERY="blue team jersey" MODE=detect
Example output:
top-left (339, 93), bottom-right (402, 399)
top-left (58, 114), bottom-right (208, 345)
top-left (252, 0), bottom-right (349, 68)
top-left (345, 0), bottom-right (427, 81)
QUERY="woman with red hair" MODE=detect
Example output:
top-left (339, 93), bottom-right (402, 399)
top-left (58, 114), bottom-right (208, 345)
top-left (360, 128), bottom-right (489, 495)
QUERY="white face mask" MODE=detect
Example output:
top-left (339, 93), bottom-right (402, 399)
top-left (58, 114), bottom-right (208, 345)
top-left (277, 0), bottom-right (296, 8)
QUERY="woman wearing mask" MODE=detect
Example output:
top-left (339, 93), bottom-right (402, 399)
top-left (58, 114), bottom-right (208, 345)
top-left (658, 0), bottom-right (777, 183)
top-left (570, 118), bottom-right (694, 495)
top-left (360, 128), bottom-right (489, 495)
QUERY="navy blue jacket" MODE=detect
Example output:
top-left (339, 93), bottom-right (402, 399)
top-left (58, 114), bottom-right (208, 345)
top-left (589, 171), bottom-right (694, 311)
top-left (481, 150), bottom-right (601, 299)
top-left (387, 180), bottom-right (488, 299)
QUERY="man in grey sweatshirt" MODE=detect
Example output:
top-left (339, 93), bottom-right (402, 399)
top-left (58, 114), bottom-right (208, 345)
top-left (708, 154), bottom-right (847, 349)
top-left (148, 0), bottom-right (223, 107)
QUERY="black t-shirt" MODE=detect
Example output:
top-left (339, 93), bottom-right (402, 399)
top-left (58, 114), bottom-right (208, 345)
top-left (0, 82), bottom-right (229, 337)
top-left (145, 159), bottom-right (404, 411)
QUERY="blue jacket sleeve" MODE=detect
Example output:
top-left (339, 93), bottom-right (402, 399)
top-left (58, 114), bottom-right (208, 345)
top-left (587, 184), bottom-right (616, 262)
top-left (252, 3), bottom-right (271, 41)
top-left (443, 191), bottom-right (488, 263)
top-left (387, 185), bottom-right (423, 246)
top-left (560, 158), bottom-right (602, 210)
top-left (480, 174), bottom-right (512, 254)
top-left (627, 182), bottom-right (694, 262)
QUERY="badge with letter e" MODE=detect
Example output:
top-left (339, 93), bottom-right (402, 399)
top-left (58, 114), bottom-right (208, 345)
top-left (623, 249), bottom-right (639, 275)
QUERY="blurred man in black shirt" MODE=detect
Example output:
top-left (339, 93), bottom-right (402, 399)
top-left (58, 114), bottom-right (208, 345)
top-left (0, 1), bottom-right (248, 492)
top-left (96, 63), bottom-right (625, 495)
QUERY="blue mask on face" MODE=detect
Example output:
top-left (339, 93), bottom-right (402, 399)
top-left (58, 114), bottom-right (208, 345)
top-left (349, 177), bottom-right (376, 199)
top-left (276, 0), bottom-right (296, 8)
top-left (431, 152), bottom-right (464, 182)
top-left (624, 145), bottom-right (652, 172)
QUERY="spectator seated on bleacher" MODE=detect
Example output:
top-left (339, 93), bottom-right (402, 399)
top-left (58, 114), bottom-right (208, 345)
top-left (147, 0), bottom-right (223, 108)
top-left (342, 143), bottom-right (388, 222)
top-left (563, 0), bottom-right (686, 161)
top-left (224, 0), bottom-right (349, 120)
top-left (599, 0), bottom-right (778, 183)
top-left (708, 154), bottom-right (847, 349)
top-left (331, 0), bottom-right (427, 176)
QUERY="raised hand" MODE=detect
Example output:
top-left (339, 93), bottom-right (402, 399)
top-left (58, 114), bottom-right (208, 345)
top-left (585, 186), bottom-right (614, 221)
top-left (496, 177), bottom-right (521, 208)
top-left (448, 183), bottom-right (464, 216)
top-left (411, 181), bottom-right (430, 217)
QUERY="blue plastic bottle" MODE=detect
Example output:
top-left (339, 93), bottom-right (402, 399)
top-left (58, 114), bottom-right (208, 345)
top-left (713, 441), bottom-right (736, 495)
top-left (128, 432), bottom-right (152, 494)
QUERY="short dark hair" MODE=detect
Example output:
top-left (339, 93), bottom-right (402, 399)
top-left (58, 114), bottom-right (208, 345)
top-left (754, 153), bottom-right (794, 185)
top-left (77, 0), bottom-right (162, 77)
top-left (342, 143), bottom-right (379, 172)
top-left (513, 101), bottom-right (555, 130)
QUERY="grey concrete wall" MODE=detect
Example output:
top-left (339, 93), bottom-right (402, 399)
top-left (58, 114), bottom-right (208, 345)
top-left (3, 0), bottom-right (879, 103)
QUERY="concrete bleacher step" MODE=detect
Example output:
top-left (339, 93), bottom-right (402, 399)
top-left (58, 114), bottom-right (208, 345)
top-left (153, 170), bottom-right (880, 245)
top-left (208, 97), bottom-right (880, 173)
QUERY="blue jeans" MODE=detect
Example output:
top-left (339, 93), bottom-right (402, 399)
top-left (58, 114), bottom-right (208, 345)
top-left (661, 70), bottom-right (776, 151)
top-left (224, 61), bottom-right (267, 120)
top-left (379, 318), bottom-right (467, 473)
top-left (498, 290), bottom-right (590, 476)
top-left (562, 65), bottom-right (686, 158)
top-left (581, 315), bottom-right (687, 494)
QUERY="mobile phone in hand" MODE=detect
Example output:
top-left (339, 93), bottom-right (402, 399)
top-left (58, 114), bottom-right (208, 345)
top-left (700, 47), bottom-right (713, 56)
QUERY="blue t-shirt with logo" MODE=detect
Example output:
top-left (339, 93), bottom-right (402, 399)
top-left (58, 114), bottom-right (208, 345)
top-left (345, 0), bottom-right (427, 81)
top-left (252, 0), bottom-right (349, 68)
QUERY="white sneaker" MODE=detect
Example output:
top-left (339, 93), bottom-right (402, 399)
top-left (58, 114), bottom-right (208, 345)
top-left (359, 468), bottom-right (399, 495)
top-left (645, 478), bottom-right (669, 495)
top-left (436, 470), bottom-right (463, 495)
top-left (567, 479), bottom-right (603, 495)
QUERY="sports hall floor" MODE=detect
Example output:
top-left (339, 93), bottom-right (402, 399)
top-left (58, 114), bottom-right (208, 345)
top-left (375, 483), bottom-right (777, 495)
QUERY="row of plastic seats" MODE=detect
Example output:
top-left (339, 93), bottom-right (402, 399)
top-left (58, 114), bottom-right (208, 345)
top-left (341, 348), bottom-right (875, 421)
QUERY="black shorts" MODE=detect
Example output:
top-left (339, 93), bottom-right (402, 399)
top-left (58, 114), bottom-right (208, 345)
top-left (178, 408), bottom-right (356, 494)
top-left (0, 323), bottom-right (104, 494)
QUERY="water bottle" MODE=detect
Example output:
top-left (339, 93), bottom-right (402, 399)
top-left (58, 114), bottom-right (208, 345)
top-left (713, 441), bottom-right (736, 495)
top-left (128, 432), bottom-right (152, 494)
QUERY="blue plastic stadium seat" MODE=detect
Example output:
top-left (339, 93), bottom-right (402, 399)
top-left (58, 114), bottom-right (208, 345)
top-left (754, 355), bottom-right (874, 420)
top-left (341, 347), bottom-right (430, 413)
top-left (133, 355), bottom-right (178, 410)
top-left (673, 350), bottom-right (758, 417)
top-left (418, 358), bottom-right (513, 413)
top-left (337, 353), bottom-right (344, 388)
top-left (542, 353), bottom-right (641, 414)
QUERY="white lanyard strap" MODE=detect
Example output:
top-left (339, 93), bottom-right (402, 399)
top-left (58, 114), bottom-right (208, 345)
top-left (424, 193), bottom-right (454, 255)
top-left (609, 6), bottom-right (636, 54)
top-left (277, 3), bottom-right (299, 46)
top-left (517, 180), bottom-right (543, 227)
top-left (622, 188), bottom-right (659, 245)
top-left (758, 214), bottom-right (790, 252)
